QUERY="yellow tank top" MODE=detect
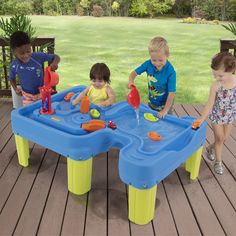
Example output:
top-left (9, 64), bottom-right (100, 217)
top-left (87, 85), bottom-right (108, 104)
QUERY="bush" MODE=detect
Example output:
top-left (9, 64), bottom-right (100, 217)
top-left (1, 0), bottom-right (34, 15)
top-left (91, 5), bottom-right (104, 17)
top-left (182, 17), bottom-right (220, 25)
top-left (76, 5), bottom-right (85, 16)
top-left (182, 17), bottom-right (197, 24)
top-left (42, 0), bottom-right (60, 15)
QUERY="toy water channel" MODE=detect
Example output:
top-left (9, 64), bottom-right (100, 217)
top-left (11, 85), bottom-right (207, 225)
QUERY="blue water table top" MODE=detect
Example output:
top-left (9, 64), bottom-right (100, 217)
top-left (11, 86), bottom-right (207, 189)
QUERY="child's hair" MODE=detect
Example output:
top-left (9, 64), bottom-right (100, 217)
top-left (90, 63), bottom-right (111, 84)
top-left (10, 31), bottom-right (30, 49)
top-left (148, 36), bottom-right (169, 55)
top-left (211, 52), bottom-right (236, 73)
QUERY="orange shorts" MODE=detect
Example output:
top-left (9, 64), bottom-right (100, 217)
top-left (22, 91), bottom-right (41, 106)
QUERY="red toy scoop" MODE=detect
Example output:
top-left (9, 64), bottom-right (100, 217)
top-left (126, 84), bottom-right (140, 110)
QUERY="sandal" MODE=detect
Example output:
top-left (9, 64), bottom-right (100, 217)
top-left (214, 161), bottom-right (224, 175)
top-left (206, 146), bottom-right (215, 161)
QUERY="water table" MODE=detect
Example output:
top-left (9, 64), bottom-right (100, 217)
top-left (11, 85), bottom-right (207, 225)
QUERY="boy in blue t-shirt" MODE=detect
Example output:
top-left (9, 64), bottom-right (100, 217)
top-left (9, 31), bottom-right (60, 106)
top-left (128, 36), bottom-right (176, 118)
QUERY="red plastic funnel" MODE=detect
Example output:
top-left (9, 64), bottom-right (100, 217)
top-left (126, 84), bottom-right (140, 110)
top-left (44, 66), bottom-right (59, 87)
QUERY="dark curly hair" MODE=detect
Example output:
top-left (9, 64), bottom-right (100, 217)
top-left (90, 63), bottom-right (111, 84)
top-left (10, 31), bottom-right (31, 49)
top-left (211, 52), bottom-right (236, 73)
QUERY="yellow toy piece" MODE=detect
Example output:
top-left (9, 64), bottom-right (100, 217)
top-left (144, 113), bottom-right (159, 122)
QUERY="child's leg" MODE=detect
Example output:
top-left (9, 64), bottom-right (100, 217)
top-left (212, 124), bottom-right (224, 162)
top-left (212, 123), bottom-right (233, 175)
top-left (223, 123), bottom-right (233, 141)
top-left (212, 123), bottom-right (233, 162)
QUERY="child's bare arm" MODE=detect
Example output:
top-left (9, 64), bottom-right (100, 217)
top-left (100, 86), bottom-right (116, 106)
top-left (158, 92), bottom-right (175, 118)
top-left (50, 54), bottom-right (60, 71)
top-left (196, 82), bottom-right (218, 123)
top-left (128, 71), bottom-right (137, 88)
top-left (10, 80), bottom-right (22, 96)
top-left (72, 86), bottom-right (90, 105)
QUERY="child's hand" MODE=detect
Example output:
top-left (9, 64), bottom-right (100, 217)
top-left (158, 110), bottom-right (167, 119)
top-left (15, 88), bottom-right (22, 96)
top-left (70, 100), bottom-right (76, 109)
top-left (128, 81), bottom-right (134, 89)
top-left (50, 63), bottom-right (58, 71)
top-left (99, 101), bottom-right (109, 107)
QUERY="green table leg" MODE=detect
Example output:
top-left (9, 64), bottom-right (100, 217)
top-left (15, 135), bottom-right (29, 167)
top-left (67, 158), bottom-right (93, 195)
top-left (129, 185), bottom-right (157, 225)
top-left (185, 146), bottom-right (203, 180)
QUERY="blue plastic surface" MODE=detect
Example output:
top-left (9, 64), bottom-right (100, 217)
top-left (11, 86), bottom-right (207, 189)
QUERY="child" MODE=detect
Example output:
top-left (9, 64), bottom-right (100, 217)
top-left (195, 52), bottom-right (236, 175)
top-left (128, 36), bottom-right (176, 118)
top-left (72, 63), bottom-right (116, 106)
top-left (9, 31), bottom-right (60, 106)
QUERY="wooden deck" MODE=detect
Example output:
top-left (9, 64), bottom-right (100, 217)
top-left (0, 99), bottom-right (235, 236)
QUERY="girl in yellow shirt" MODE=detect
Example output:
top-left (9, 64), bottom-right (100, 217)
top-left (72, 63), bottom-right (116, 106)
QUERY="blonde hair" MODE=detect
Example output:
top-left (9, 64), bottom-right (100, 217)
top-left (148, 37), bottom-right (169, 55)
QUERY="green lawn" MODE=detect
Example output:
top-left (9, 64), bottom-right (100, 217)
top-left (31, 16), bottom-right (232, 104)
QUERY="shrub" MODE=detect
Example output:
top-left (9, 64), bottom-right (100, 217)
top-left (76, 5), bottom-right (85, 16)
top-left (42, 0), bottom-right (60, 15)
top-left (182, 17), bottom-right (197, 24)
top-left (91, 5), bottom-right (104, 17)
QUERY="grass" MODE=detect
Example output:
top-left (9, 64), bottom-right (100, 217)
top-left (30, 16), bottom-right (234, 103)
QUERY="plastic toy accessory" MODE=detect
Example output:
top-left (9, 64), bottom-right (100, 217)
top-left (148, 132), bottom-right (161, 141)
top-left (64, 92), bottom-right (75, 101)
top-left (192, 121), bottom-right (201, 130)
top-left (39, 66), bottom-right (59, 115)
top-left (81, 120), bottom-right (105, 132)
top-left (90, 109), bottom-right (100, 118)
top-left (80, 96), bottom-right (90, 114)
top-left (127, 84), bottom-right (140, 110)
top-left (144, 113), bottom-right (159, 122)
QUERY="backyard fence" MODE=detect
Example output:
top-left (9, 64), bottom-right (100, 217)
top-left (0, 37), bottom-right (55, 97)
top-left (220, 39), bottom-right (236, 56)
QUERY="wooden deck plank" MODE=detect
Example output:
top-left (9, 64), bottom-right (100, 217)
top-left (177, 166), bottom-right (225, 235)
top-left (107, 149), bottom-right (130, 236)
top-left (0, 145), bottom-right (46, 235)
top-left (0, 103), bottom-right (12, 135)
top-left (0, 133), bottom-right (16, 177)
top-left (60, 193), bottom-right (87, 236)
top-left (0, 122), bottom-right (13, 152)
top-left (38, 156), bottom-right (68, 236)
top-left (153, 182), bottom-right (178, 236)
top-left (84, 153), bottom-right (107, 236)
top-left (13, 150), bottom-right (60, 235)
top-left (176, 104), bottom-right (236, 235)
top-left (163, 171), bottom-right (202, 235)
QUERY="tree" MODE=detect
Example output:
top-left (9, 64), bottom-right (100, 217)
top-left (112, 1), bottom-right (120, 16)
top-left (130, 0), bottom-right (175, 18)
top-left (80, 0), bottom-right (90, 15)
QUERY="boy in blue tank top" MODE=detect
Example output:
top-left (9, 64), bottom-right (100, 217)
top-left (9, 31), bottom-right (60, 106)
top-left (128, 36), bottom-right (176, 118)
